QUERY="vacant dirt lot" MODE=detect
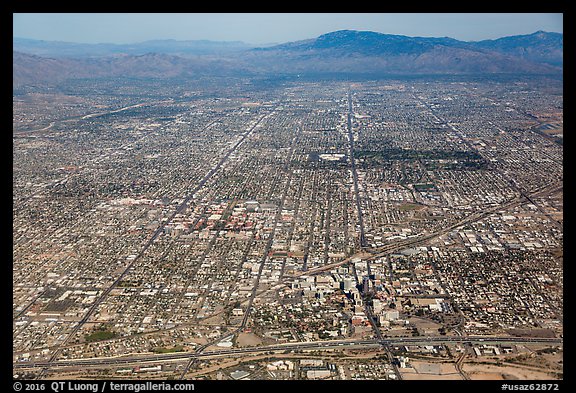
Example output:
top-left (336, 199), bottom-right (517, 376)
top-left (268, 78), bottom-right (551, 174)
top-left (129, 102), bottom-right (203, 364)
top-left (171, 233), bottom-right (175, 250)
top-left (401, 360), bottom-right (462, 380)
top-left (463, 363), bottom-right (559, 380)
top-left (236, 332), bottom-right (263, 347)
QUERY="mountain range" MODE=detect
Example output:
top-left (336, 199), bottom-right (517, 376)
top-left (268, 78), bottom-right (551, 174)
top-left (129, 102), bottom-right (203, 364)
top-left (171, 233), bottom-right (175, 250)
top-left (13, 37), bottom-right (255, 58)
top-left (13, 30), bottom-right (562, 89)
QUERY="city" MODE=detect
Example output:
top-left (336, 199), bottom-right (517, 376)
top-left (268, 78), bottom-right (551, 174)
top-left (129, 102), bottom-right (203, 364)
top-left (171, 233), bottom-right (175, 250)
top-left (13, 75), bottom-right (563, 380)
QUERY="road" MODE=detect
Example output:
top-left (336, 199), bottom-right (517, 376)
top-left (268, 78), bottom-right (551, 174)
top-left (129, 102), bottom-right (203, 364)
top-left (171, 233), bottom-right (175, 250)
top-left (14, 335), bottom-right (562, 370)
top-left (455, 348), bottom-right (470, 380)
top-left (346, 88), bottom-right (367, 248)
top-left (363, 296), bottom-right (403, 380)
top-left (239, 129), bottom-right (299, 329)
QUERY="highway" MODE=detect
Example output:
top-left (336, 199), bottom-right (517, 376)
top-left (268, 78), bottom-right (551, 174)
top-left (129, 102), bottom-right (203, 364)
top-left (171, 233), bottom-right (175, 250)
top-left (14, 335), bottom-right (562, 370)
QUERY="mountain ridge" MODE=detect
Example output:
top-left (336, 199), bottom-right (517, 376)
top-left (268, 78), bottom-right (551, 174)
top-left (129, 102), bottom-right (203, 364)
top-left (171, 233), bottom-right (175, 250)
top-left (13, 36), bottom-right (255, 58)
top-left (13, 30), bottom-right (562, 89)
top-left (254, 29), bottom-right (561, 61)
top-left (242, 30), bottom-right (560, 76)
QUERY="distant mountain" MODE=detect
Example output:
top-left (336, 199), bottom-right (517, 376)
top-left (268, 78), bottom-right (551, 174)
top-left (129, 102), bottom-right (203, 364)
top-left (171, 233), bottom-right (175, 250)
top-left (246, 30), bottom-right (561, 75)
top-left (13, 30), bottom-right (562, 89)
top-left (13, 37), bottom-right (255, 58)
top-left (472, 31), bottom-right (563, 67)
top-left (13, 51), bottom-right (253, 89)
top-left (13, 51), bottom-right (88, 88)
top-left (256, 30), bottom-right (468, 55)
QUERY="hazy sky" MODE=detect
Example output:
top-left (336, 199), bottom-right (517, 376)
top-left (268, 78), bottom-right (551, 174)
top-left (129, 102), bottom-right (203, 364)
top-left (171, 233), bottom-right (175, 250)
top-left (13, 13), bottom-right (563, 45)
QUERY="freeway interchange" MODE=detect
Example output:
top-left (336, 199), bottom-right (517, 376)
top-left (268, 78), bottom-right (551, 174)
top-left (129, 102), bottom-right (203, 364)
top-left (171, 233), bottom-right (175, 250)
top-left (14, 335), bottom-right (562, 370)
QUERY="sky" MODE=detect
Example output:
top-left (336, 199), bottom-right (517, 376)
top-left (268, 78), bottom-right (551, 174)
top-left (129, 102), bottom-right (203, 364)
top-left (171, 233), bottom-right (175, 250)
top-left (13, 13), bottom-right (563, 45)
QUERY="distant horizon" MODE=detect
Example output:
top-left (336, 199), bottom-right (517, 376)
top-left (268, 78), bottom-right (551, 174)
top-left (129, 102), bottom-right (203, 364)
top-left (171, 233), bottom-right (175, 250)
top-left (12, 28), bottom-right (564, 48)
top-left (13, 13), bottom-right (563, 46)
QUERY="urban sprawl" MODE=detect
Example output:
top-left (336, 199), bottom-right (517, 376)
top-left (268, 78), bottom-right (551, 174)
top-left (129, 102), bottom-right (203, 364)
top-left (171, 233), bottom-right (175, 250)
top-left (13, 77), bottom-right (563, 380)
